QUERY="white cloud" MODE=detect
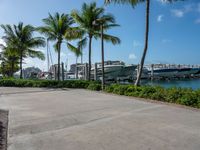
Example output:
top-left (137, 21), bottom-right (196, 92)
top-left (129, 53), bottom-right (137, 60)
top-left (157, 14), bottom-right (164, 22)
top-left (133, 40), bottom-right (142, 48)
top-left (171, 4), bottom-right (194, 18)
top-left (171, 9), bottom-right (184, 18)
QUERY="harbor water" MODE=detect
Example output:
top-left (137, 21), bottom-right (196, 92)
top-left (141, 78), bottom-right (200, 90)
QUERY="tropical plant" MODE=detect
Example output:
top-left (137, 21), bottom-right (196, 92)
top-left (38, 12), bottom-right (77, 81)
top-left (0, 44), bottom-right (19, 77)
top-left (105, 0), bottom-right (182, 86)
top-left (67, 40), bottom-right (85, 79)
top-left (1, 22), bottom-right (45, 79)
top-left (71, 2), bottom-right (120, 80)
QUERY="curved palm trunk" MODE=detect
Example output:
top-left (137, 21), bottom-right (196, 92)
top-left (11, 60), bottom-right (14, 77)
top-left (101, 25), bottom-right (105, 90)
top-left (19, 52), bottom-right (23, 79)
top-left (57, 43), bottom-right (61, 81)
top-left (135, 0), bottom-right (150, 86)
top-left (88, 35), bottom-right (92, 81)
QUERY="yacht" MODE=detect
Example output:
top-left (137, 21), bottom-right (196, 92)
top-left (91, 61), bottom-right (137, 81)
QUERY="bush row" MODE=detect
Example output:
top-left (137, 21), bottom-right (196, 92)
top-left (0, 79), bottom-right (199, 108)
top-left (0, 79), bottom-right (101, 90)
top-left (105, 84), bottom-right (200, 108)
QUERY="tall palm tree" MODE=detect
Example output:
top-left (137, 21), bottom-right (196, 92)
top-left (1, 22), bottom-right (45, 79)
top-left (71, 2), bottom-right (120, 81)
top-left (105, 0), bottom-right (182, 86)
top-left (38, 13), bottom-right (75, 81)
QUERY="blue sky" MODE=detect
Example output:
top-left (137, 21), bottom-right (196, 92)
top-left (0, 0), bottom-right (200, 71)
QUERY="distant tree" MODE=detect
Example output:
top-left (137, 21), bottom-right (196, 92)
top-left (67, 39), bottom-right (86, 79)
top-left (1, 22), bottom-right (45, 79)
top-left (0, 44), bottom-right (19, 77)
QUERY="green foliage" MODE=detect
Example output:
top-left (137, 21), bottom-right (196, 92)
top-left (0, 79), bottom-right (92, 89)
top-left (105, 84), bottom-right (200, 109)
top-left (87, 82), bottom-right (102, 91)
top-left (1, 22), bottom-right (45, 79)
top-left (0, 79), bottom-right (199, 109)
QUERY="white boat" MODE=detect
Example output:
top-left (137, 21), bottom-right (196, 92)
top-left (91, 64), bottom-right (137, 81)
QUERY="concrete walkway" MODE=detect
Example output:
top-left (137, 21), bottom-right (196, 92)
top-left (0, 87), bottom-right (200, 150)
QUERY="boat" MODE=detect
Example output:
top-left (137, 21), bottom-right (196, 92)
top-left (91, 63), bottom-right (137, 81)
top-left (147, 66), bottom-right (200, 78)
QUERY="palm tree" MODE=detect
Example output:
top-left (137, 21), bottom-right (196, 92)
top-left (0, 44), bottom-right (19, 77)
top-left (105, 0), bottom-right (182, 86)
top-left (67, 40), bottom-right (85, 79)
top-left (71, 2), bottom-right (120, 81)
top-left (38, 13), bottom-right (75, 81)
top-left (1, 22), bottom-right (45, 79)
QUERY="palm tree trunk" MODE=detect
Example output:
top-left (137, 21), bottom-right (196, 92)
top-left (88, 35), bottom-right (92, 81)
top-left (11, 61), bottom-right (14, 77)
top-left (57, 43), bottom-right (61, 81)
top-left (75, 57), bottom-right (78, 79)
top-left (20, 52), bottom-right (23, 79)
top-left (135, 0), bottom-right (150, 86)
top-left (101, 24), bottom-right (105, 90)
top-left (81, 51), bottom-right (83, 64)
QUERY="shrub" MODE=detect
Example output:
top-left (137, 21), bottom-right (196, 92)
top-left (0, 79), bottom-right (93, 89)
top-left (0, 79), bottom-right (199, 109)
top-left (104, 84), bottom-right (200, 109)
top-left (87, 82), bottom-right (101, 91)
top-left (112, 84), bottom-right (129, 95)
top-left (150, 86), bottom-right (166, 101)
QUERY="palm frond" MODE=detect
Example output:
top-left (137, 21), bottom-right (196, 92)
top-left (95, 32), bottom-right (121, 45)
top-left (28, 49), bottom-right (45, 60)
top-left (67, 43), bottom-right (82, 57)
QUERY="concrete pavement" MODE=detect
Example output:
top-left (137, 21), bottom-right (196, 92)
top-left (0, 87), bottom-right (200, 150)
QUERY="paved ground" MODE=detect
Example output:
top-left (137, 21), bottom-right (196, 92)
top-left (0, 87), bottom-right (200, 150)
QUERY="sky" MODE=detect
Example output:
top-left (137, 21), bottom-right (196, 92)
top-left (0, 0), bottom-right (200, 71)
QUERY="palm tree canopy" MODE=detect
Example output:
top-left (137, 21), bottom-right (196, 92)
top-left (71, 2), bottom-right (121, 44)
top-left (1, 22), bottom-right (45, 60)
top-left (0, 44), bottom-right (19, 63)
top-left (71, 2), bottom-right (104, 36)
top-left (105, 0), bottom-right (182, 6)
top-left (38, 13), bottom-right (75, 42)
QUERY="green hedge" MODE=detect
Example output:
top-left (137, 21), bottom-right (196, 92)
top-left (0, 79), bottom-right (199, 109)
top-left (105, 84), bottom-right (200, 109)
top-left (0, 79), bottom-right (98, 89)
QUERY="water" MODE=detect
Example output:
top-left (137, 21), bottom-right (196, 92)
top-left (141, 78), bottom-right (200, 90)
